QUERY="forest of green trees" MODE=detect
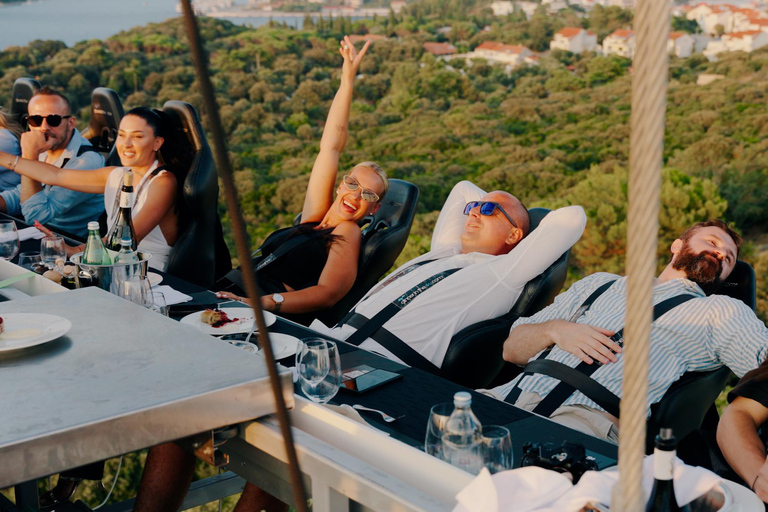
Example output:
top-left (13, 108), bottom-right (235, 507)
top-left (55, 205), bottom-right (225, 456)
top-left (2, 3), bottom-right (768, 508)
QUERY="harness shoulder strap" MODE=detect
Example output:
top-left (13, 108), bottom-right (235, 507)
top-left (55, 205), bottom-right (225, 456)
top-left (504, 279), bottom-right (618, 405)
top-left (253, 227), bottom-right (328, 272)
top-left (530, 293), bottom-right (698, 418)
top-left (61, 144), bottom-right (99, 168)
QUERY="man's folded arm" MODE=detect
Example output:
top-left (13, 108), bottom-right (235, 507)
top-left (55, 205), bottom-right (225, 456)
top-left (718, 396), bottom-right (768, 502)
top-left (430, 180), bottom-right (484, 251)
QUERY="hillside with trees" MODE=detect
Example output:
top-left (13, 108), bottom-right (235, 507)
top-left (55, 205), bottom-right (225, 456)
top-left (2, 7), bottom-right (768, 507)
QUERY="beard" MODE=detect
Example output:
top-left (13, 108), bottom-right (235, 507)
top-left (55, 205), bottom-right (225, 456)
top-left (672, 243), bottom-right (724, 294)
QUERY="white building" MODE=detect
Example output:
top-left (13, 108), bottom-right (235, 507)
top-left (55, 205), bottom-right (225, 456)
top-left (668, 31), bottom-right (696, 57)
top-left (513, 1), bottom-right (540, 19)
top-left (490, 0), bottom-right (515, 15)
top-left (685, 4), bottom-right (766, 35)
top-left (703, 29), bottom-right (768, 59)
top-left (467, 41), bottom-right (537, 70)
top-left (542, 0), bottom-right (569, 13)
top-left (602, 29), bottom-right (636, 58)
top-left (550, 27), bottom-right (599, 53)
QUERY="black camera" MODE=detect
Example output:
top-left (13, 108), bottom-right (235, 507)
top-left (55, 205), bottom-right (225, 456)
top-left (520, 441), bottom-right (598, 484)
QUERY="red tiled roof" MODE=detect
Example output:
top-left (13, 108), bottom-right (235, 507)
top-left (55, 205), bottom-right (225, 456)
top-left (749, 18), bottom-right (768, 26)
top-left (669, 31), bottom-right (689, 40)
top-left (423, 42), bottom-right (457, 55)
top-left (608, 29), bottom-right (635, 39)
top-left (726, 29), bottom-right (763, 38)
top-left (556, 27), bottom-right (584, 39)
top-left (475, 41), bottom-right (530, 54)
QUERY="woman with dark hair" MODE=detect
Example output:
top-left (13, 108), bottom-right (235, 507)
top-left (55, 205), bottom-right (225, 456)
top-left (214, 36), bottom-right (388, 319)
top-left (0, 110), bottom-right (22, 191)
top-left (0, 106), bottom-right (188, 271)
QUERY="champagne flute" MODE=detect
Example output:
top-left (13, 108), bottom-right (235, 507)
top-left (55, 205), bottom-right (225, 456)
top-left (295, 338), bottom-right (341, 403)
top-left (0, 220), bottom-right (19, 261)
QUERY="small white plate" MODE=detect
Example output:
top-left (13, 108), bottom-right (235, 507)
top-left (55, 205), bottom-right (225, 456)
top-left (0, 313), bottom-right (72, 352)
top-left (147, 272), bottom-right (163, 287)
top-left (180, 308), bottom-right (276, 335)
top-left (257, 332), bottom-right (300, 360)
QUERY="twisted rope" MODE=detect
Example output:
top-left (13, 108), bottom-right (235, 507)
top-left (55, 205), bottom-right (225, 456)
top-left (611, 0), bottom-right (670, 509)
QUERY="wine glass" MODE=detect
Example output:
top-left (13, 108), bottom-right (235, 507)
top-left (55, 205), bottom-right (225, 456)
top-left (40, 235), bottom-right (66, 268)
top-left (425, 402), bottom-right (453, 458)
top-left (118, 275), bottom-right (153, 308)
top-left (295, 338), bottom-right (341, 403)
top-left (0, 220), bottom-right (19, 261)
top-left (151, 291), bottom-right (169, 316)
top-left (18, 251), bottom-right (42, 271)
top-left (482, 425), bottom-right (513, 474)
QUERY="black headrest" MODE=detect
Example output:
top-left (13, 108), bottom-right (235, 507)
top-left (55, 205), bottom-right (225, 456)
top-left (81, 88), bottom-right (124, 153)
top-left (10, 78), bottom-right (41, 129)
top-left (714, 260), bottom-right (756, 311)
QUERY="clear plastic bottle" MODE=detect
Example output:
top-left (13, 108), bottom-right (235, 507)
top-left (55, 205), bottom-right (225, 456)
top-left (442, 391), bottom-right (484, 475)
top-left (114, 237), bottom-right (140, 264)
top-left (82, 221), bottom-right (112, 265)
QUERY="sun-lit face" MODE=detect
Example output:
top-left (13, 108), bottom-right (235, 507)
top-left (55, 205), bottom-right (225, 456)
top-left (460, 191), bottom-right (521, 256)
top-left (116, 114), bottom-right (163, 169)
top-left (333, 165), bottom-right (385, 222)
top-left (672, 226), bottom-right (738, 285)
top-left (28, 94), bottom-right (75, 152)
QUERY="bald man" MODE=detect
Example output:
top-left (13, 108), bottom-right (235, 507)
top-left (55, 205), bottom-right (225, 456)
top-left (320, 180), bottom-right (587, 369)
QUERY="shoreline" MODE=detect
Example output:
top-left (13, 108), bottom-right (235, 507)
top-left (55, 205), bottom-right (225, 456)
top-left (208, 7), bottom-right (391, 18)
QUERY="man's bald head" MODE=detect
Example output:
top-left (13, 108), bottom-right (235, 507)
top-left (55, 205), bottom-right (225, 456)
top-left (460, 191), bottom-right (530, 256)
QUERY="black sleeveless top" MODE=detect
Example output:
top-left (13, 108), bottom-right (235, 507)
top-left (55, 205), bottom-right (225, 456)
top-left (255, 222), bottom-right (336, 295)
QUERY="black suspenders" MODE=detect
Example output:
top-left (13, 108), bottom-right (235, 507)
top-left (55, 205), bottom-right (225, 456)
top-left (339, 261), bottom-right (461, 375)
top-left (505, 279), bottom-right (697, 418)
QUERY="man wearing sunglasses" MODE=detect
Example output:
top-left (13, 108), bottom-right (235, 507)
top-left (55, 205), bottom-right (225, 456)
top-left (0, 87), bottom-right (104, 239)
top-left (313, 180), bottom-right (587, 370)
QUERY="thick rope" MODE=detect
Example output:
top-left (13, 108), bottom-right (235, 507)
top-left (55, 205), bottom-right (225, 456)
top-left (179, 4), bottom-right (309, 511)
top-left (611, 0), bottom-right (670, 508)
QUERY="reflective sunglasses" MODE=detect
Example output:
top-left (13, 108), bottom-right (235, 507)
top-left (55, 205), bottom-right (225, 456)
top-left (26, 114), bottom-right (72, 128)
top-left (463, 201), bottom-right (518, 228)
top-left (343, 174), bottom-right (380, 203)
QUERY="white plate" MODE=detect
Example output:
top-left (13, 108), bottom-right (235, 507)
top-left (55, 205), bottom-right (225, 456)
top-left (0, 313), bottom-right (72, 352)
top-left (180, 308), bottom-right (276, 335)
top-left (147, 272), bottom-right (163, 287)
top-left (257, 332), bottom-right (300, 360)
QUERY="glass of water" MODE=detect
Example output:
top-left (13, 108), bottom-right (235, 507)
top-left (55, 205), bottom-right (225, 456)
top-left (295, 338), bottom-right (341, 404)
top-left (118, 275), bottom-right (153, 308)
top-left (40, 235), bottom-right (65, 268)
top-left (482, 425), bottom-right (513, 474)
top-left (0, 220), bottom-right (19, 261)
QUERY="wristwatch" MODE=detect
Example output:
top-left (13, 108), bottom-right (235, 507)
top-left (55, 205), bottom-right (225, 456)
top-left (271, 293), bottom-right (284, 313)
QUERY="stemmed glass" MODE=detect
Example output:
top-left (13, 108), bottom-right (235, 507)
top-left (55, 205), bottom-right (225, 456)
top-left (118, 275), bottom-right (154, 308)
top-left (295, 338), bottom-right (341, 404)
top-left (0, 220), bottom-right (19, 261)
top-left (40, 235), bottom-right (66, 269)
top-left (151, 291), bottom-right (169, 316)
top-left (482, 425), bottom-right (513, 474)
top-left (425, 403), bottom-right (454, 458)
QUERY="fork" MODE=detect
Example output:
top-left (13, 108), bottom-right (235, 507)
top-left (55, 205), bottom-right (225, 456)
top-left (351, 404), bottom-right (403, 423)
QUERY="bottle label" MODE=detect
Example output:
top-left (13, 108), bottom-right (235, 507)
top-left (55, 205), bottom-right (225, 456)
top-left (653, 449), bottom-right (675, 480)
top-left (120, 192), bottom-right (133, 209)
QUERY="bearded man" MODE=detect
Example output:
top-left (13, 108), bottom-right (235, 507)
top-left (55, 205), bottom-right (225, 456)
top-left (484, 220), bottom-right (768, 443)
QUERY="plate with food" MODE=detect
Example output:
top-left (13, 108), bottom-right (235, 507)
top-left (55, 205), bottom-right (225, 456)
top-left (0, 313), bottom-right (72, 352)
top-left (180, 308), bottom-right (276, 335)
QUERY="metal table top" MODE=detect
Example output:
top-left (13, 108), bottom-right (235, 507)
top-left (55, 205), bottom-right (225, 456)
top-left (0, 287), bottom-right (292, 488)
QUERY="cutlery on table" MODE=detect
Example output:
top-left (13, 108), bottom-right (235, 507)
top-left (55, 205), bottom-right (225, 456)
top-left (351, 404), bottom-right (403, 423)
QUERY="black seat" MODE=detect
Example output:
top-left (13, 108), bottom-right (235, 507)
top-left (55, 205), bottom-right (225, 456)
top-left (441, 208), bottom-right (571, 389)
top-left (162, 100), bottom-right (231, 288)
top-left (313, 179), bottom-right (419, 326)
top-left (646, 260), bottom-right (756, 453)
top-left (10, 78), bottom-right (40, 129)
top-left (80, 87), bottom-right (124, 166)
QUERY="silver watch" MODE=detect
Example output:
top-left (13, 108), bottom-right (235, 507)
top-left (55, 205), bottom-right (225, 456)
top-left (271, 293), bottom-right (284, 313)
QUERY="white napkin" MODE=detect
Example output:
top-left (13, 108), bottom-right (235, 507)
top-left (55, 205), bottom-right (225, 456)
top-left (453, 455), bottom-right (730, 512)
top-left (152, 285), bottom-right (192, 305)
top-left (18, 227), bottom-right (46, 241)
top-left (321, 404), bottom-right (390, 436)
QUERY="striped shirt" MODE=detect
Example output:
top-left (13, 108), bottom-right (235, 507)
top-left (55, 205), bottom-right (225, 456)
top-left (491, 272), bottom-right (768, 417)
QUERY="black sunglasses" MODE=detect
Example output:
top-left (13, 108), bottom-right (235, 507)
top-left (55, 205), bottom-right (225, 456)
top-left (26, 114), bottom-right (72, 128)
top-left (463, 201), bottom-right (518, 228)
